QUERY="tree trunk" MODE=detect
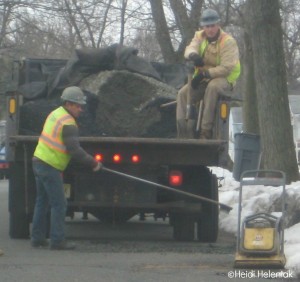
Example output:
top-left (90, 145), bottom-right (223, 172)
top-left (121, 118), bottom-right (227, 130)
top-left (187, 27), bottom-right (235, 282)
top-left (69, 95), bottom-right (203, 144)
top-left (242, 31), bottom-right (259, 134)
top-left (246, 0), bottom-right (299, 183)
top-left (168, 0), bottom-right (203, 57)
top-left (119, 0), bottom-right (128, 46)
top-left (0, 3), bottom-right (12, 48)
top-left (148, 0), bottom-right (178, 63)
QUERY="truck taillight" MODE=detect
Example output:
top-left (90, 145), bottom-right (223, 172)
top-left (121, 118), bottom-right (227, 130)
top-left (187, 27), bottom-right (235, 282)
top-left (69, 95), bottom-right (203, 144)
top-left (113, 154), bottom-right (122, 163)
top-left (169, 170), bottom-right (183, 186)
top-left (94, 154), bottom-right (103, 162)
top-left (131, 154), bottom-right (140, 163)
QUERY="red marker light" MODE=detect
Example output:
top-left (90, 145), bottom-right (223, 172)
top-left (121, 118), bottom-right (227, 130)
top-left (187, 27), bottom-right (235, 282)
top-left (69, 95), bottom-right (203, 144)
top-left (169, 170), bottom-right (183, 186)
top-left (113, 154), bottom-right (122, 163)
top-left (131, 154), bottom-right (140, 163)
top-left (94, 154), bottom-right (103, 162)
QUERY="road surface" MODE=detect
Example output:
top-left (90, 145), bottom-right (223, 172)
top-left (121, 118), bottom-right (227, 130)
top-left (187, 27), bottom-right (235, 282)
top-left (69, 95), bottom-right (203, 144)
top-left (0, 179), bottom-right (295, 282)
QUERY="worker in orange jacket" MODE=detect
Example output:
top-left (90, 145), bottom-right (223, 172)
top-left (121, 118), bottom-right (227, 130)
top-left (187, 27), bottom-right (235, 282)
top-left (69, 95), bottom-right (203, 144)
top-left (176, 8), bottom-right (240, 139)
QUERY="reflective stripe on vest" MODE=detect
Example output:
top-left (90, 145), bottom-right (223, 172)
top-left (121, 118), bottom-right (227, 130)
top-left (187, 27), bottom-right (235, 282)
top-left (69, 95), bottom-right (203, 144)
top-left (198, 31), bottom-right (240, 84)
top-left (34, 106), bottom-right (77, 171)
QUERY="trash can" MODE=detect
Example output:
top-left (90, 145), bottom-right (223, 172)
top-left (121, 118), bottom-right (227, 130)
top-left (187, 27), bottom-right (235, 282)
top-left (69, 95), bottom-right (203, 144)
top-left (233, 133), bottom-right (261, 181)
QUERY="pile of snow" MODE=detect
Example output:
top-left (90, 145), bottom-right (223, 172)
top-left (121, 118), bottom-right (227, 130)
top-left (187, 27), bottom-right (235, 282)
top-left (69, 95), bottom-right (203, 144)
top-left (212, 167), bottom-right (300, 275)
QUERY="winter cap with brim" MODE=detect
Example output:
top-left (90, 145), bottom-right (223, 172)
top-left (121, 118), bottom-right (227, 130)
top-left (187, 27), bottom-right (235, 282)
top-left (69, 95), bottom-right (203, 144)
top-left (61, 86), bottom-right (86, 105)
top-left (200, 8), bottom-right (220, 26)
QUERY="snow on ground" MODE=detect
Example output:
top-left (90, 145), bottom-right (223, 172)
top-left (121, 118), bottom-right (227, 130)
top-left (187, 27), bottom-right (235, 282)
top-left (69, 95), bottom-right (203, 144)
top-left (211, 167), bottom-right (300, 275)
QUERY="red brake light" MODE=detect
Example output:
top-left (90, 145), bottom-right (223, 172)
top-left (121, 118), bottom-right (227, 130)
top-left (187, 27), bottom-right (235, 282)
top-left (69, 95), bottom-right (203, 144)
top-left (169, 170), bottom-right (183, 186)
top-left (113, 154), bottom-right (122, 163)
top-left (94, 154), bottom-right (103, 162)
top-left (131, 154), bottom-right (140, 163)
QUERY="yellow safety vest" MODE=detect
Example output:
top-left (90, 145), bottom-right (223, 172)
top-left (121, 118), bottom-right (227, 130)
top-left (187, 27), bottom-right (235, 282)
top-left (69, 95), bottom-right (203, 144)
top-left (198, 31), bottom-right (240, 84)
top-left (34, 106), bottom-right (77, 171)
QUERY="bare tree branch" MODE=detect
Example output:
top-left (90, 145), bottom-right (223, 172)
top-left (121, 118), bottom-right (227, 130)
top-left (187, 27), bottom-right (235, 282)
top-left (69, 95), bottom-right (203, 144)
top-left (70, 0), bottom-right (96, 47)
top-left (63, 0), bottom-right (86, 47)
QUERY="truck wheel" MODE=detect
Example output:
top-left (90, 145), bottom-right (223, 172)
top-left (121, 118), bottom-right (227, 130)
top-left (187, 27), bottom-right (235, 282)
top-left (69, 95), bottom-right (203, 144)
top-left (172, 214), bottom-right (195, 241)
top-left (9, 162), bottom-right (30, 239)
top-left (9, 212), bottom-right (30, 239)
top-left (197, 174), bottom-right (219, 242)
top-left (170, 165), bottom-right (213, 242)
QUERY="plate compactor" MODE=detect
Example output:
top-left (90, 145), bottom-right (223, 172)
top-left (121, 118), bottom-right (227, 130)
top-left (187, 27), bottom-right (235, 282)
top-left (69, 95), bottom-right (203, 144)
top-left (234, 170), bottom-right (286, 269)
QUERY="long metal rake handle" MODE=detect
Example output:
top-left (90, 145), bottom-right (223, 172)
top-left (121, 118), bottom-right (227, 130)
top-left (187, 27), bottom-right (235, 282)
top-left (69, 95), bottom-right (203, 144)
top-left (102, 167), bottom-right (232, 212)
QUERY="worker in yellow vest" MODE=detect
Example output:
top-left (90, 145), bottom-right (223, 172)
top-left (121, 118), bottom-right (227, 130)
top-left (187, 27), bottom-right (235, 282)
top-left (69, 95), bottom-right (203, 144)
top-left (31, 86), bottom-right (102, 250)
top-left (176, 8), bottom-right (240, 139)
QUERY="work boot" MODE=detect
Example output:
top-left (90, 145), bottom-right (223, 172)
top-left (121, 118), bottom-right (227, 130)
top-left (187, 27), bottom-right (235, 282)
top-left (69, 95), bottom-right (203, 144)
top-left (199, 129), bottom-right (212, 140)
top-left (0, 248), bottom-right (3, 256)
top-left (50, 241), bottom-right (76, 251)
top-left (31, 239), bottom-right (49, 248)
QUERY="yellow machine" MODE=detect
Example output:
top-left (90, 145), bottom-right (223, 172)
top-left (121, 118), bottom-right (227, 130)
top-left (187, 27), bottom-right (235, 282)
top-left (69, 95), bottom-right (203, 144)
top-left (234, 170), bottom-right (286, 268)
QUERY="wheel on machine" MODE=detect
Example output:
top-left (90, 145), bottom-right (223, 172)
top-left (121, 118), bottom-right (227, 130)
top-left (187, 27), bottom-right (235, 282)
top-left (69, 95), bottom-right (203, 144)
top-left (197, 173), bottom-right (219, 242)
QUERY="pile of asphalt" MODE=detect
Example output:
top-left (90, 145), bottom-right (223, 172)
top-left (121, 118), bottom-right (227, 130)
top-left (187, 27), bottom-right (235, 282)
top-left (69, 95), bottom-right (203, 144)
top-left (79, 70), bottom-right (177, 138)
top-left (19, 70), bottom-right (178, 138)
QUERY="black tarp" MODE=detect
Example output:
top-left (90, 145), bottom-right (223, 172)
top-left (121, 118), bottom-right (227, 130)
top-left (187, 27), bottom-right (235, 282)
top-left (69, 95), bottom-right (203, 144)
top-left (18, 44), bottom-right (187, 137)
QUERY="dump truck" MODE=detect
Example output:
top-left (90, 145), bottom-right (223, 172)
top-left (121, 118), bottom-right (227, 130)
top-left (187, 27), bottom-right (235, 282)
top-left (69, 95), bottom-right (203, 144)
top-left (5, 55), bottom-right (232, 242)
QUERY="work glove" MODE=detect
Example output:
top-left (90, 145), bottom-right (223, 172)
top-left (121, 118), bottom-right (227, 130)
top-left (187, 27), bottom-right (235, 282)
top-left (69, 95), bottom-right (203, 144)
top-left (189, 53), bottom-right (204, 67)
top-left (93, 162), bottom-right (103, 172)
top-left (191, 71), bottom-right (210, 89)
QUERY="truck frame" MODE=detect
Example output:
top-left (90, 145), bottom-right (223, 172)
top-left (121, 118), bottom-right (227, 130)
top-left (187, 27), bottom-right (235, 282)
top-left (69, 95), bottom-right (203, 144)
top-left (6, 58), bottom-right (231, 242)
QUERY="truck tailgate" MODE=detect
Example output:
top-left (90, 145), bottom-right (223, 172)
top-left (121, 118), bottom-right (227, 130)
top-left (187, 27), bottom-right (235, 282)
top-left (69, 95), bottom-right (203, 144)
top-left (10, 136), bottom-right (228, 167)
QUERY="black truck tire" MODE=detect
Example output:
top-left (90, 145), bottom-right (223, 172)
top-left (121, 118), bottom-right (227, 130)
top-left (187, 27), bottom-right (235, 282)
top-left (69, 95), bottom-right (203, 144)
top-left (9, 162), bottom-right (30, 239)
top-left (170, 165), bottom-right (208, 242)
top-left (170, 166), bottom-right (218, 242)
top-left (197, 174), bottom-right (219, 242)
top-left (9, 212), bottom-right (30, 239)
top-left (172, 214), bottom-right (195, 241)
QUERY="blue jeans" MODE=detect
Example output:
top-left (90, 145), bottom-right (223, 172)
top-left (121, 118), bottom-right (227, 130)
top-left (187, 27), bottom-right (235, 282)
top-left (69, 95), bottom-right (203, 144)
top-left (31, 160), bottom-right (67, 245)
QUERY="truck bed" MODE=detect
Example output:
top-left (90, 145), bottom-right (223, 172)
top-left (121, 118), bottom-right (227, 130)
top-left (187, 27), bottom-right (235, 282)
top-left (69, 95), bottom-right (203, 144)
top-left (9, 135), bottom-right (228, 167)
